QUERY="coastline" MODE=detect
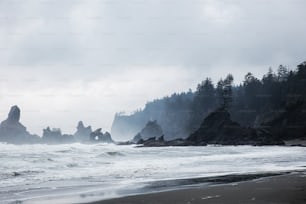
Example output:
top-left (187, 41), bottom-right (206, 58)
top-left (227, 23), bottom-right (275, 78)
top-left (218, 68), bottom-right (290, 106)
top-left (3, 145), bottom-right (305, 204)
top-left (86, 171), bottom-right (306, 204)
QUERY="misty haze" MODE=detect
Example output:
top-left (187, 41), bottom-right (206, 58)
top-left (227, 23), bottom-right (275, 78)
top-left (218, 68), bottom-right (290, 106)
top-left (0, 0), bottom-right (306, 203)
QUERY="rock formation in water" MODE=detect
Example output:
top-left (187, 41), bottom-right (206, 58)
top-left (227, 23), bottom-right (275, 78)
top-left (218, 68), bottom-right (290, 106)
top-left (132, 120), bottom-right (164, 144)
top-left (42, 122), bottom-right (113, 144)
top-left (42, 127), bottom-right (75, 144)
top-left (74, 121), bottom-right (92, 142)
top-left (90, 128), bottom-right (114, 143)
top-left (0, 105), bottom-right (40, 144)
top-left (138, 108), bottom-right (285, 147)
top-left (0, 105), bottom-right (114, 144)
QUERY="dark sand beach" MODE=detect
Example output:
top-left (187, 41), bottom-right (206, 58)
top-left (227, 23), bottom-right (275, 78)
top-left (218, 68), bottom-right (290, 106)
top-left (87, 172), bottom-right (306, 204)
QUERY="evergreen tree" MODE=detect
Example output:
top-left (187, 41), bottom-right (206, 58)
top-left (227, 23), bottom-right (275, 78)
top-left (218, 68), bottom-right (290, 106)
top-left (216, 74), bottom-right (234, 109)
top-left (216, 78), bottom-right (224, 107)
top-left (277, 65), bottom-right (289, 82)
top-left (243, 72), bottom-right (262, 109)
top-left (195, 78), bottom-right (215, 109)
top-left (223, 74), bottom-right (234, 109)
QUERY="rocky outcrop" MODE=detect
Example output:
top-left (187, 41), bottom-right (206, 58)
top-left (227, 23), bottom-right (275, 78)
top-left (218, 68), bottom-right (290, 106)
top-left (0, 106), bottom-right (40, 144)
top-left (8, 105), bottom-right (21, 123)
top-left (187, 108), bottom-right (284, 145)
top-left (74, 121), bottom-right (92, 142)
top-left (90, 128), bottom-right (114, 143)
top-left (103, 132), bottom-right (113, 143)
top-left (131, 120), bottom-right (197, 147)
top-left (0, 105), bottom-right (114, 144)
top-left (132, 133), bottom-right (142, 144)
top-left (132, 120), bottom-right (164, 144)
top-left (42, 127), bottom-right (75, 144)
top-left (139, 136), bottom-right (194, 147)
top-left (139, 108), bottom-right (284, 147)
top-left (42, 122), bottom-right (114, 144)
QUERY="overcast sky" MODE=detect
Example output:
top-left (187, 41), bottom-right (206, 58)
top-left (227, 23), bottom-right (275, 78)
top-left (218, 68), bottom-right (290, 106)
top-left (0, 0), bottom-right (306, 137)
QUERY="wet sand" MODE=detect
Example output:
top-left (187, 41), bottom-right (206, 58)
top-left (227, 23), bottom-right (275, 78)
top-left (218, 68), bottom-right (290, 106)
top-left (87, 172), bottom-right (306, 204)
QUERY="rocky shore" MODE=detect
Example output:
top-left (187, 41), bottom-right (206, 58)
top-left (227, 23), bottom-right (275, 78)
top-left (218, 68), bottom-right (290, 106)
top-left (134, 107), bottom-right (285, 147)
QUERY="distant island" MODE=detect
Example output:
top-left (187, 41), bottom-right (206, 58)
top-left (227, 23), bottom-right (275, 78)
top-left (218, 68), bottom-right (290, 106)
top-left (0, 61), bottom-right (305, 146)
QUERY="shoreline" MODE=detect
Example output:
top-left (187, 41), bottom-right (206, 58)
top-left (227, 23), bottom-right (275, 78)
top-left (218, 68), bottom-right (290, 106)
top-left (85, 171), bottom-right (306, 204)
top-left (3, 145), bottom-right (304, 204)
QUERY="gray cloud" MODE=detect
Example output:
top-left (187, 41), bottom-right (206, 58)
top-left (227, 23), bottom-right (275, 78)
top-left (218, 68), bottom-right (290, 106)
top-left (0, 0), bottom-right (305, 137)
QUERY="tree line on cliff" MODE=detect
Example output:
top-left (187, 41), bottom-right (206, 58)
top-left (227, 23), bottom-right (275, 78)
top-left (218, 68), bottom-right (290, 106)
top-left (112, 61), bottom-right (306, 141)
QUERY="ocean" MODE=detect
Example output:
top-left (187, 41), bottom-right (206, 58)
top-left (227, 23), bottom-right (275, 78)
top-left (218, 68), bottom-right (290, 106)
top-left (0, 143), bottom-right (305, 203)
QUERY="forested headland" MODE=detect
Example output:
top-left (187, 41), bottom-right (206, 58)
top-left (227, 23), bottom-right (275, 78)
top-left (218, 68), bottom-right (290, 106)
top-left (112, 61), bottom-right (306, 142)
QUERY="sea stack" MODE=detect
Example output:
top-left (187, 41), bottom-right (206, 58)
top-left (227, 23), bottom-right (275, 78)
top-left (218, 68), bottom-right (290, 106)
top-left (132, 120), bottom-right (164, 144)
top-left (0, 105), bottom-right (39, 144)
top-left (90, 128), bottom-right (114, 143)
top-left (74, 121), bottom-right (92, 142)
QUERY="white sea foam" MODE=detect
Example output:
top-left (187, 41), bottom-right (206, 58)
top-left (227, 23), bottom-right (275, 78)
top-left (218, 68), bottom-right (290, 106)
top-left (0, 143), bottom-right (305, 203)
